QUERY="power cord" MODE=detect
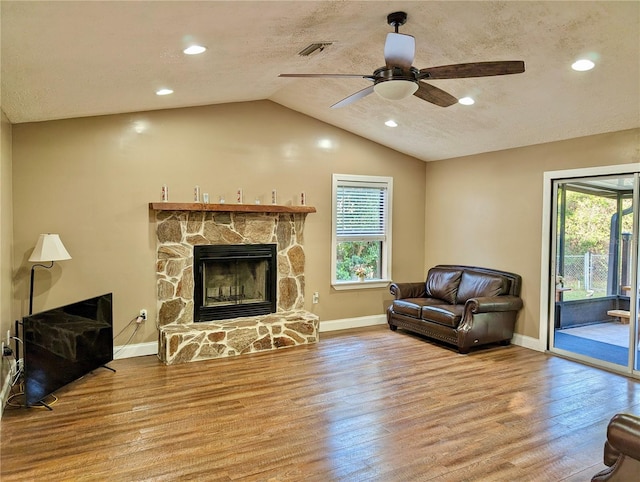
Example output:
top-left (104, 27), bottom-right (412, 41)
top-left (2, 340), bottom-right (23, 386)
top-left (113, 315), bottom-right (139, 340)
top-left (112, 315), bottom-right (143, 359)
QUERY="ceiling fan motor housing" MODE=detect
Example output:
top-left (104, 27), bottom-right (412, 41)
top-left (373, 66), bottom-right (419, 83)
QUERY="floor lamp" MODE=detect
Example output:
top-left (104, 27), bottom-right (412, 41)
top-left (28, 234), bottom-right (72, 315)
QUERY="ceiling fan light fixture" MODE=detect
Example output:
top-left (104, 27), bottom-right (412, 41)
top-left (374, 79), bottom-right (418, 101)
top-left (458, 97), bottom-right (475, 105)
top-left (385, 120), bottom-right (398, 127)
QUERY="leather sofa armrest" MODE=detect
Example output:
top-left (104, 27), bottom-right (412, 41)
top-left (603, 441), bottom-right (619, 467)
top-left (466, 295), bottom-right (523, 313)
top-left (389, 282), bottom-right (427, 300)
top-left (605, 413), bottom-right (640, 463)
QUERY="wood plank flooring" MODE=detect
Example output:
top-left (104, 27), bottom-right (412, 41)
top-left (2, 325), bottom-right (640, 481)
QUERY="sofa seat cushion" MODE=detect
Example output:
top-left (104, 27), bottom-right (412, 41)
top-left (425, 268), bottom-right (463, 304)
top-left (421, 304), bottom-right (465, 328)
top-left (392, 298), bottom-right (443, 318)
top-left (456, 271), bottom-right (509, 304)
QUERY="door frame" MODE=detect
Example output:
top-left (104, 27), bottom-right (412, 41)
top-left (539, 163), bottom-right (640, 354)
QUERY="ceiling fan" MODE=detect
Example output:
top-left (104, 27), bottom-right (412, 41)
top-left (279, 11), bottom-right (525, 109)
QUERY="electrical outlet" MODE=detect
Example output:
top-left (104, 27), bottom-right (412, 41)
top-left (140, 309), bottom-right (147, 321)
top-left (312, 292), bottom-right (319, 304)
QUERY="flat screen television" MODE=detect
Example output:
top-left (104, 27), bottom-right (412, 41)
top-left (22, 293), bottom-right (113, 407)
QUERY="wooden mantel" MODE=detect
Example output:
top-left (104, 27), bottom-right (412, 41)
top-left (149, 202), bottom-right (316, 214)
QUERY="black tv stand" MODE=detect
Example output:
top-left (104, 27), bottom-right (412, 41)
top-left (100, 365), bottom-right (116, 373)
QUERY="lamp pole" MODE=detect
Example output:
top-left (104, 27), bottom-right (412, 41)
top-left (29, 262), bottom-right (54, 315)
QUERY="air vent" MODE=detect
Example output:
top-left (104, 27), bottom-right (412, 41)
top-left (298, 42), bottom-right (333, 57)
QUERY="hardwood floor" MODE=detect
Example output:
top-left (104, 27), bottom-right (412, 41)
top-left (2, 325), bottom-right (640, 481)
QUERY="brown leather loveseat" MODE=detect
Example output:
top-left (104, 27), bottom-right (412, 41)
top-left (592, 413), bottom-right (640, 481)
top-left (387, 265), bottom-right (523, 353)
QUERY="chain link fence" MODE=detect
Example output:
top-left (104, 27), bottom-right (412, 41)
top-left (560, 254), bottom-right (609, 298)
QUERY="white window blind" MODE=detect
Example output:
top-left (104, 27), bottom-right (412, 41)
top-left (336, 184), bottom-right (387, 239)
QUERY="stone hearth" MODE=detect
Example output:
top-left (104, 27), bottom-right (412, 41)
top-left (150, 203), bottom-right (318, 364)
top-left (158, 310), bottom-right (318, 365)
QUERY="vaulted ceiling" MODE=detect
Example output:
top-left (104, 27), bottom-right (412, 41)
top-left (1, 1), bottom-right (638, 161)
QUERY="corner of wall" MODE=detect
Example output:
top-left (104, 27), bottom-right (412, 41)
top-left (0, 109), bottom-right (15, 414)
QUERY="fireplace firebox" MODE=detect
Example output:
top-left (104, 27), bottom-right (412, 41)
top-left (193, 244), bottom-right (277, 322)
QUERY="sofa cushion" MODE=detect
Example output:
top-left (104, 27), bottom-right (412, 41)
top-left (425, 268), bottom-right (463, 304)
top-left (392, 298), bottom-right (443, 318)
top-left (456, 271), bottom-right (509, 304)
top-left (421, 304), bottom-right (465, 328)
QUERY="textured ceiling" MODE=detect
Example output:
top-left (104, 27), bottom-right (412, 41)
top-left (1, 1), bottom-right (639, 161)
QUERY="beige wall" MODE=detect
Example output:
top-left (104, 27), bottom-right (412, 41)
top-left (11, 98), bottom-right (639, 348)
top-left (1, 111), bottom-right (14, 378)
top-left (425, 128), bottom-right (640, 339)
top-left (11, 101), bottom-right (427, 344)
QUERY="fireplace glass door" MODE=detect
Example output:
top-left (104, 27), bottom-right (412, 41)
top-left (193, 244), bottom-right (277, 321)
top-left (203, 258), bottom-right (268, 307)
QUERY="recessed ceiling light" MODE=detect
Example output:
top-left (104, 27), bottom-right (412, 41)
top-left (385, 120), bottom-right (398, 127)
top-left (572, 59), bottom-right (595, 71)
top-left (458, 97), bottom-right (475, 105)
top-left (183, 45), bottom-right (207, 55)
top-left (156, 88), bottom-right (174, 96)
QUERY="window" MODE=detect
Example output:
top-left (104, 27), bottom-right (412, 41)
top-left (332, 174), bottom-right (392, 289)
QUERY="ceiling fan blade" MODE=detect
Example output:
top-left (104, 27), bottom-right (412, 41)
top-left (384, 33), bottom-right (415, 69)
top-left (331, 85), bottom-right (375, 109)
top-left (414, 82), bottom-right (458, 107)
top-left (279, 73), bottom-right (374, 79)
top-left (419, 61), bottom-right (525, 79)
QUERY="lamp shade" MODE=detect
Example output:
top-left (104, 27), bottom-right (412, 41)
top-left (29, 234), bottom-right (72, 262)
top-left (374, 79), bottom-right (418, 101)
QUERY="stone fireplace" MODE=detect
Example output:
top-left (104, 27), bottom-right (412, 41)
top-left (150, 202), bottom-right (318, 365)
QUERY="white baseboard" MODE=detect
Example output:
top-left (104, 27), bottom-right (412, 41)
top-left (319, 314), bottom-right (387, 332)
top-left (0, 370), bottom-right (12, 418)
top-left (319, 314), bottom-right (543, 352)
top-left (0, 360), bottom-right (16, 418)
top-left (512, 333), bottom-right (545, 352)
top-left (113, 341), bottom-right (158, 360)
top-left (109, 319), bottom-right (542, 359)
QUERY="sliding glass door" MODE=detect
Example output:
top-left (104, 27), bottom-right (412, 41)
top-left (549, 174), bottom-right (639, 374)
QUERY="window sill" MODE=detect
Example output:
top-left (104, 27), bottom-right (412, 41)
top-left (332, 280), bottom-right (391, 291)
